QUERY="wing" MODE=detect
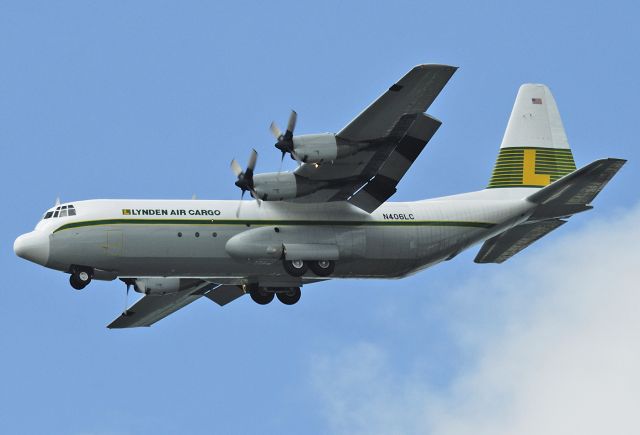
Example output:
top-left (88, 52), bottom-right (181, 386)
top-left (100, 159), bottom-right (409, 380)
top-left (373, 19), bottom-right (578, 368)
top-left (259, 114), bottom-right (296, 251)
top-left (338, 64), bottom-right (457, 142)
top-left (290, 64), bottom-right (456, 211)
top-left (107, 282), bottom-right (246, 329)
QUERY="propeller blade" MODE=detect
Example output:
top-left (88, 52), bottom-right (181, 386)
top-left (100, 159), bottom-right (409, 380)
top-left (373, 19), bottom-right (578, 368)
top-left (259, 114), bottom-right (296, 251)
top-left (236, 190), bottom-right (246, 218)
top-left (123, 282), bottom-right (131, 316)
top-left (249, 187), bottom-right (262, 206)
top-left (286, 110), bottom-right (297, 135)
top-left (247, 149), bottom-right (258, 172)
top-left (291, 150), bottom-right (303, 166)
top-left (270, 122), bottom-right (282, 140)
top-left (230, 159), bottom-right (243, 177)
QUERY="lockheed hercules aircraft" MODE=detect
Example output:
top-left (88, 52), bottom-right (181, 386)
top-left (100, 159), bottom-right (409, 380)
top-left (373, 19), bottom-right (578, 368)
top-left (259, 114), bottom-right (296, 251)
top-left (14, 65), bottom-right (625, 328)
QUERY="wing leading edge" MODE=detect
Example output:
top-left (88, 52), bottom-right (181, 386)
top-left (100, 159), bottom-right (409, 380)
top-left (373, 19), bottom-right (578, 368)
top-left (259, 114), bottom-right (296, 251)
top-left (338, 64), bottom-right (457, 142)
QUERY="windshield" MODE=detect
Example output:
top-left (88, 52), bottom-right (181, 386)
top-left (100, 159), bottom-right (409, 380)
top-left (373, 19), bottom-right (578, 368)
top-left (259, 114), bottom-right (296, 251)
top-left (42, 204), bottom-right (77, 220)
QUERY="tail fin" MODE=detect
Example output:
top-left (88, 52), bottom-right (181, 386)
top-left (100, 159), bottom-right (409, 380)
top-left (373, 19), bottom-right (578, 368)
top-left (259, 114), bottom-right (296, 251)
top-left (487, 84), bottom-right (577, 189)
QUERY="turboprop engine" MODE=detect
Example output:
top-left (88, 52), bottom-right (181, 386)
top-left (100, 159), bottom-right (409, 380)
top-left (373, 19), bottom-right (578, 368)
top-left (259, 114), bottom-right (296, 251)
top-left (230, 150), bottom-right (328, 203)
top-left (252, 172), bottom-right (325, 201)
top-left (270, 110), bottom-right (357, 164)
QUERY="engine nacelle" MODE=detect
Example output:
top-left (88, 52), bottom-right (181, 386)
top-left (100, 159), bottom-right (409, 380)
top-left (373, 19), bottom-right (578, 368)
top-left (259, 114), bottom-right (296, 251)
top-left (253, 172), bottom-right (298, 201)
top-left (292, 133), bottom-right (338, 163)
top-left (134, 278), bottom-right (181, 295)
top-left (253, 172), bottom-right (324, 201)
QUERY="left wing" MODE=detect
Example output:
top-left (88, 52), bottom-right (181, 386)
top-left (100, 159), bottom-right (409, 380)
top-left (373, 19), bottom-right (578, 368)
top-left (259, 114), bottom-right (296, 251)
top-left (107, 282), bottom-right (245, 329)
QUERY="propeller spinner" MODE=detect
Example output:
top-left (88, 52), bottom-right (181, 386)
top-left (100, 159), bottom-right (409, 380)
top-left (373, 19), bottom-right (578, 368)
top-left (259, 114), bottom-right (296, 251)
top-left (270, 110), bottom-right (299, 165)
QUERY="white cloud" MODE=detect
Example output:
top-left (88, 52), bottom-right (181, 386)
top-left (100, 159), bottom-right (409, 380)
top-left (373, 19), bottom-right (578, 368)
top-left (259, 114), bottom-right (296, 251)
top-left (311, 204), bottom-right (640, 435)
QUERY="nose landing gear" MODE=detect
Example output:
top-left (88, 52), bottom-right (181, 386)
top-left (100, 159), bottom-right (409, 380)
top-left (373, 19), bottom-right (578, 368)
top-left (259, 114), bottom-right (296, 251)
top-left (69, 269), bottom-right (93, 290)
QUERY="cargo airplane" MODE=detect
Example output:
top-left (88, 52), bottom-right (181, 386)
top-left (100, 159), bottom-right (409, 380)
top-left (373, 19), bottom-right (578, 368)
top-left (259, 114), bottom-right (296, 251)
top-left (14, 65), bottom-right (625, 328)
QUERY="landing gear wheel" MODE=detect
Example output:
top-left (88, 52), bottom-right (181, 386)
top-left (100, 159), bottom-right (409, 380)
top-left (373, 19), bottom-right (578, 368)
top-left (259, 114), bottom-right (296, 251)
top-left (250, 288), bottom-right (275, 305)
top-left (276, 287), bottom-right (301, 305)
top-left (283, 259), bottom-right (308, 277)
top-left (309, 260), bottom-right (335, 277)
top-left (69, 270), bottom-right (92, 290)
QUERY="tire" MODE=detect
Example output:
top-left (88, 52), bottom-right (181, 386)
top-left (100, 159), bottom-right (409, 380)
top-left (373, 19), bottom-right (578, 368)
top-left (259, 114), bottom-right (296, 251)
top-left (69, 274), bottom-right (87, 290)
top-left (250, 288), bottom-right (275, 305)
top-left (276, 287), bottom-right (301, 305)
top-left (309, 260), bottom-right (335, 277)
top-left (283, 259), bottom-right (308, 277)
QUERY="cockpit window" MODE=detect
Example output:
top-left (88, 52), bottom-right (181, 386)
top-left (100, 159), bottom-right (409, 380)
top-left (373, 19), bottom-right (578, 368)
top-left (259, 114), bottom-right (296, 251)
top-left (43, 205), bottom-right (76, 220)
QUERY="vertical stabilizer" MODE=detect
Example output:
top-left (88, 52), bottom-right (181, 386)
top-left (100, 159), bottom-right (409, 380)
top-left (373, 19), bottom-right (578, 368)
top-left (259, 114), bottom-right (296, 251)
top-left (488, 84), bottom-right (576, 188)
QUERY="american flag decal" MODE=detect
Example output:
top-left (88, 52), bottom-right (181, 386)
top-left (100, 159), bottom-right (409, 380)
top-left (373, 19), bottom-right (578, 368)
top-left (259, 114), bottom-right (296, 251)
top-left (532, 98), bottom-right (542, 104)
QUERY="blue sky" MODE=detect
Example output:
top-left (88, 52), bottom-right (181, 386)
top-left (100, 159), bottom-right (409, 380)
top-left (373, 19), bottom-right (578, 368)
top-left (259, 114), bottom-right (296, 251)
top-left (1, 1), bottom-right (638, 434)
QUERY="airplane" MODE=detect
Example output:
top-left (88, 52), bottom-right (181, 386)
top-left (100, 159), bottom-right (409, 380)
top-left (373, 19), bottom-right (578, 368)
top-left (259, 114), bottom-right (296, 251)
top-left (14, 64), bottom-right (626, 328)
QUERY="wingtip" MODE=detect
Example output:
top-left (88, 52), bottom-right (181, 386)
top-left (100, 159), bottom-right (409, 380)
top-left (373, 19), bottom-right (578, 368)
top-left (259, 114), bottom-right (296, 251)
top-left (412, 63), bottom-right (459, 71)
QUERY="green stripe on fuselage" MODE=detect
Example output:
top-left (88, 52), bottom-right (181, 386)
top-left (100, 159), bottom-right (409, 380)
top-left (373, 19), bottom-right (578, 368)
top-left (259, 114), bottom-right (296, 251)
top-left (53, 218), bottom-right (496, 233)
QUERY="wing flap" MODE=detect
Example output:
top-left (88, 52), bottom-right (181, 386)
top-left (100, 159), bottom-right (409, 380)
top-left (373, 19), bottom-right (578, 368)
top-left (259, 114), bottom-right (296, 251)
top-left (338, 64), bottom-right (456, 141)
top-left (203, 285), bottom-right (246, 306)
top-left (474, 219), bottom-right (566, 264)
top-left (348, 114), bottom-right (441, 212)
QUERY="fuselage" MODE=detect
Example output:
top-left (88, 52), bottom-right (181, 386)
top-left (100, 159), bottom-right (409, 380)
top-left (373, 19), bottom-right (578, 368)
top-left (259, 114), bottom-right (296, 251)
top-left (15, 189), bottom-right (536, 288)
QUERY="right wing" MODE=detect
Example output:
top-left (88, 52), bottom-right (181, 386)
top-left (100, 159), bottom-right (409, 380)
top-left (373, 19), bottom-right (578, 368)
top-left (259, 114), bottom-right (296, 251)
top-left (107, 282), bottom-right (246, 329)
top-left (338, 64), bottom-right (457, 142)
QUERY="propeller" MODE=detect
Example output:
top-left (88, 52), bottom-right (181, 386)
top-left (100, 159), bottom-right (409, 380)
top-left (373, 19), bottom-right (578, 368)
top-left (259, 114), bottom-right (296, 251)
top-left (230, 149), bottom-right (261, 217)
top-left (270, 110), bottom-right (301, 167)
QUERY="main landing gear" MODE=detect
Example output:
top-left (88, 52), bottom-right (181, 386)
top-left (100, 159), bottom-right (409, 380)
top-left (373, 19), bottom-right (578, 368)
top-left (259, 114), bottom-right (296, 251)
top-left (69, 268), bottom-right (93, 290)
top-left (250, 287), bottom-right (302, 305)
top-left (283, 260), bottom-right (335, 277)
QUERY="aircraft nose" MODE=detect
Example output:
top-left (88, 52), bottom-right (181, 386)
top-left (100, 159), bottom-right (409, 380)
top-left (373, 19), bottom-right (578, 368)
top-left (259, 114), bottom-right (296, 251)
top-left (14, 231), bottom-right (50, 266)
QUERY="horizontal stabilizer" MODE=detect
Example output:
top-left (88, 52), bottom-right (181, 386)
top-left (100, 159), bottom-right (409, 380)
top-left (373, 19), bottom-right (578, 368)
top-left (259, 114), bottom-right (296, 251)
top-left (527, 158), bottom-right (626, 220)
top-left (475, 219), bottom-right (566, 264)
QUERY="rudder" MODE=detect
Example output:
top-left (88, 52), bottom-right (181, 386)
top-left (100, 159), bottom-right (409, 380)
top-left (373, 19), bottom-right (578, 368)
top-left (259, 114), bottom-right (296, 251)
top-left (487, 84), bottom-right (577, 189)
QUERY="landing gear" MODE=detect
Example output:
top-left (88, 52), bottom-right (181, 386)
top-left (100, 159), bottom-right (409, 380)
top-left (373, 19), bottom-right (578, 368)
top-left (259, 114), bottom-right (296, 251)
top-left (276, 287), bottom-right (301, 305)
top-left (250, 288), bottom-right (275, 305)
top-left (283, 259), bottom-right (308, 277)
top-left (69, 269), bottom-right (92, 290)
top-left (309, 260), bottom-right (335, 277)
top-left (248, 287), bottom-right (302, 305)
